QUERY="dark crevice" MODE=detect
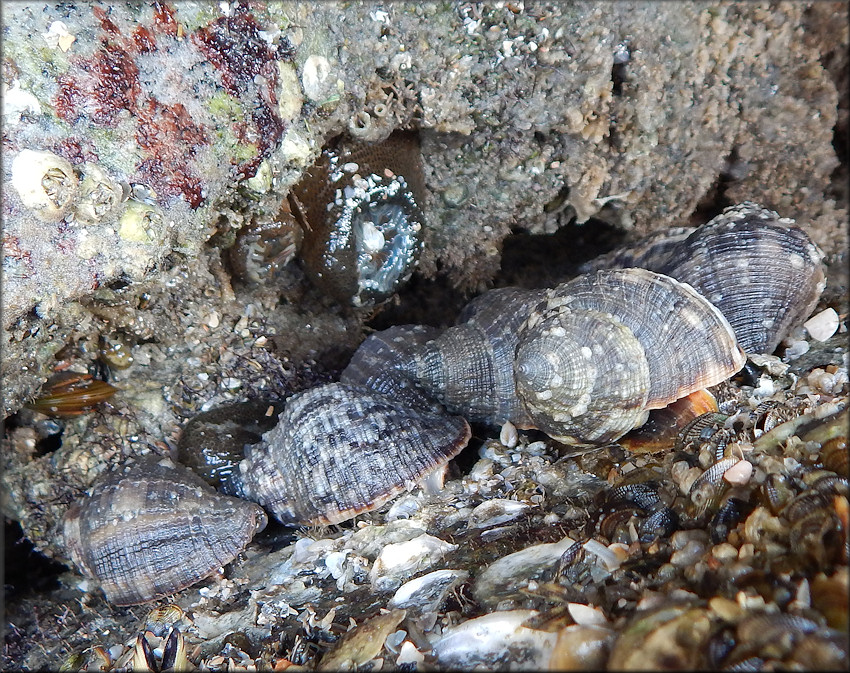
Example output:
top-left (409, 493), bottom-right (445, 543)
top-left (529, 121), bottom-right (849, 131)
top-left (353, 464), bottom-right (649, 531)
top-left (691, 147), bottom-right (743, 225)
top-left (497, 218), bottom-right (629, 289)
top-left (4, 520), bottom-right (68, 602)
top-left (366, 274), bottom-right (471, 331)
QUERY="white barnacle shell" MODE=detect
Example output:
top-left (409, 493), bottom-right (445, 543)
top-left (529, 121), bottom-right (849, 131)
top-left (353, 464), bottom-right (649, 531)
top-left (118, 201), bottom-right (162, 243)
top-left (11, 149), bottom-right (79, 222)
top-left (74, 163), bottom-right (124, 224)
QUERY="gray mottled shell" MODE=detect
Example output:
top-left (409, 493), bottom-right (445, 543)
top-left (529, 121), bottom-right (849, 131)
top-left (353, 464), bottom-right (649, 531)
top-left (341, 324), bottom-right (445, 414)
top-left (657, 203), bottom-right (826, 354)
top-left (407, 287), bottom-right (546, 427)
top-left (582, 202), bottom-right (826, 354)
top-left (579, 226), bottom-right (696, 273)
top-left (62, 457), bottom-right (267, 606)
top-left (516, 269), bottom-right (746, 444)
top-left (238, 382), bottom-right (471, 525)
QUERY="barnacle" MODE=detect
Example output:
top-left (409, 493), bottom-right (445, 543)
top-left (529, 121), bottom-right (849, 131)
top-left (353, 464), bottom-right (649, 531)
top-left (74, 163), bottom-right (125, 224)
top-left (11, 149), bottom-right (79, 222)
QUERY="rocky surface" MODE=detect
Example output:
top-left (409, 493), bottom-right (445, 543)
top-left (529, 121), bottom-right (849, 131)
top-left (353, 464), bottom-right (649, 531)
top-left (3, 1), bottom-right (847, 414)
top-left (2, 1), bottom-right (848, 670)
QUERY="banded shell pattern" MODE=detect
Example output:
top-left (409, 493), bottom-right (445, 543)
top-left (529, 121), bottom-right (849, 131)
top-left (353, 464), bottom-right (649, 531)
top-left (238, 382), bottom-right (471, 525)
top-left (62, 457), bottom-right (267, 606)
top-left (582, 202), bottom-right (826, 354)
top-left (517, 269), bottom-right (746, 444)
top-left (346, 269), bottom-right (746, 446)
top-left (60, 201), bottom-right (826, 606)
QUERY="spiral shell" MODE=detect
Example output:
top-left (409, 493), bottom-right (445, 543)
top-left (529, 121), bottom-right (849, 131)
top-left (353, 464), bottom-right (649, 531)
top-left (292, 132), bottom-right (426, 307)
top-left (238, 382), bottom-right (471, 525)
top-left (344, 288), bottom-right (547, 428)
top-left (343, 269), bottom-right (744, 446)
top-left (62, 457), bottom-right (267, 606)
top-left (517, 269), bottom-right (745, 444)
top-left (583, 202), bottom-right (826, 353)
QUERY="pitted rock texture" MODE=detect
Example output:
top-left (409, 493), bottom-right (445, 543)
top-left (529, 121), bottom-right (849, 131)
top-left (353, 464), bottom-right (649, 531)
top-left (2, 1), bottom-right (847, 417)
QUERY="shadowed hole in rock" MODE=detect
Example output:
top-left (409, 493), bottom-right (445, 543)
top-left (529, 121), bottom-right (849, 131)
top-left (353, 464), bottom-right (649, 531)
top-left (4, 520), bottom-right (68, 602)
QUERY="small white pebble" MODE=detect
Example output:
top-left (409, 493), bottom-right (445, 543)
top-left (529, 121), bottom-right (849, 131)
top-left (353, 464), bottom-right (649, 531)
top-left (803, 307), bottom-right (839, 342)
top-left (567, 603), bottom-right (607, 626)
top-left (712, 543), bottom-right (738, 561)
top-left (784, 339), bottom-right (810, 360)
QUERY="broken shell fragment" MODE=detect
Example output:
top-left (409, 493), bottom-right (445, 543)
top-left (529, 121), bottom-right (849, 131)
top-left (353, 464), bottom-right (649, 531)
top-left (431, 610), bottom-right (559, 670)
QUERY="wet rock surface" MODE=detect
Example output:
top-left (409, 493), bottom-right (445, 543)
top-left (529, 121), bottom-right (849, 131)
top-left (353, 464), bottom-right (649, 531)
top-left (3, 1), bottom-right (847, 413)
top-left (2, 1), bottom-right (849, 670)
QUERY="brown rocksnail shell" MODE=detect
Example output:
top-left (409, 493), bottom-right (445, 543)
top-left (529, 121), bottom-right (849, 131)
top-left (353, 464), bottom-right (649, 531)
top-left (62, 202), bottom-right (826, 606)
top-left (344, 268), bottom-right (747, 445)
top-left (62, 457), bottom-right (267, 606)
top-left (580, 202), bottom-right (827, 354)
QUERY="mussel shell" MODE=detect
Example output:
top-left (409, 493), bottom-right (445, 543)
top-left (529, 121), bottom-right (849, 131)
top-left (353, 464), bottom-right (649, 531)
top-left (518, 269), bottom-right (746, 444)
top-left (239, 382), bottom-right (471, 525)
top-left (62, 457), bottom-right (267, 606)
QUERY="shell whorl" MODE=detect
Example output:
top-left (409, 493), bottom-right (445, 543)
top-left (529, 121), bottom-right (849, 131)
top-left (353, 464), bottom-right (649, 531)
top-left (581, 202), bottom-right (826, 354)
top-left (238, 382), bottom-right (471, 525)
top-left (515, 269), bottom-right (746, 444)
top-left (343, 268), bottom-right (745, 446)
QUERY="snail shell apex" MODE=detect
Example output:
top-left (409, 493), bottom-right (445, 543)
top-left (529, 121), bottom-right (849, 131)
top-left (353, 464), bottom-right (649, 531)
top-left (517, 269), bottom-right (746, 444)
top-left (239, 382), bottom-right (471, 525)
top-left (62, 457), bottom-right (267, 606)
